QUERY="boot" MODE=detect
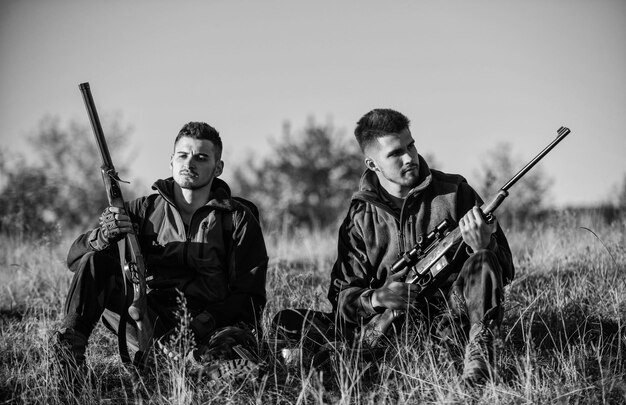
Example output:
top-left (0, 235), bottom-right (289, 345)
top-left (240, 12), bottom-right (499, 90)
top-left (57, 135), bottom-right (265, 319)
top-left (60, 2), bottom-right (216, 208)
top-left (461, 321), bottom-right (495, 386)
top-left (52, 328), bottom-right (88, 370)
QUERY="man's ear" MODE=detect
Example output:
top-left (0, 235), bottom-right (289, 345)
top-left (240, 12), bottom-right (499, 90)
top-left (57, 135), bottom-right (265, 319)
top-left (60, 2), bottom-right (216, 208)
top-left (365, 157), bottom-right (378, 172)
top-left (169, 155), bottom-right (173, 171)
top-left (215, 160), bottom-right (224, 177)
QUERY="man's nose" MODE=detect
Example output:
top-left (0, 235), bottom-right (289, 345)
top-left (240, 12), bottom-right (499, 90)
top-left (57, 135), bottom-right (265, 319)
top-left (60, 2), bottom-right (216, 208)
top-left (402, 153), bottom-right (414, 164)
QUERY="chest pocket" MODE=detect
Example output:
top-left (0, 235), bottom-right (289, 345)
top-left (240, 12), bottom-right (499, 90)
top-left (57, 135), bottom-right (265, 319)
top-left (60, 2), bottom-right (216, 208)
top-left (184, 214), bottom-right (226, 277)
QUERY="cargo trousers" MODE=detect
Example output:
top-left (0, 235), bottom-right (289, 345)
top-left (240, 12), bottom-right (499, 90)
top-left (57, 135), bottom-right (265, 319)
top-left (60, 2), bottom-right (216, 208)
top-left (61, 250), bottom-right (251, 356)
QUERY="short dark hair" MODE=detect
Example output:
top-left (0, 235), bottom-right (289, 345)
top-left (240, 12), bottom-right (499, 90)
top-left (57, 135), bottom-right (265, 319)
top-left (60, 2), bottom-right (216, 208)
top-left (174, 122), bottom-right (223, 158)
top-left (354, 109), bottom-right (411, 152)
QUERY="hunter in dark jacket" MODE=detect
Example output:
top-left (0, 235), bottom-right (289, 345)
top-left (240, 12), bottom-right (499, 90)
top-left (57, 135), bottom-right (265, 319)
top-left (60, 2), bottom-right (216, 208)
top-left (328, 158), bottom-right (514, 324)
top-left (55, 122), bottom-right (268, 370)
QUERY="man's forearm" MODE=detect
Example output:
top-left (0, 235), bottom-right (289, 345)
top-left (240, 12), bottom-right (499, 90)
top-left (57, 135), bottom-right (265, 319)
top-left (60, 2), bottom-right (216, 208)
top-left (66, 231), bottom-right (96, 272)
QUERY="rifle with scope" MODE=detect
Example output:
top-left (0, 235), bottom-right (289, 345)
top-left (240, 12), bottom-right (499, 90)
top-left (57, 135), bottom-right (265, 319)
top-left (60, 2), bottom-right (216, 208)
top-left (361, 126), bottom-right (571, 346)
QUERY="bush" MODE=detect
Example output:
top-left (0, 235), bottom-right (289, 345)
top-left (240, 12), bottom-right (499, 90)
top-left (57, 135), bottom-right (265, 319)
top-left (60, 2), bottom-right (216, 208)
top-left (474, 142), bottom-right (553, 229)
top-left (0, 115), bottom-right (135, 239)
top-left (233, 118), bottom-right (364, 230)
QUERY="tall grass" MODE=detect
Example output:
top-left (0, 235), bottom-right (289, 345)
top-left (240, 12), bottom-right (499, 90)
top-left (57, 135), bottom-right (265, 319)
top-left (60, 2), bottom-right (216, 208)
top-left (1, 211), bottom-right (625, 404)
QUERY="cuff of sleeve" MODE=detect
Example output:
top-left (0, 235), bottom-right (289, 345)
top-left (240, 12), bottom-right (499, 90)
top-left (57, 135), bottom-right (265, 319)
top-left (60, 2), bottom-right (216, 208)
top-left (465, 234), bottom-right (497, 255)
top-left (358, 289), bottom-right (380, 317)
top-left (88, 228), bottom-right (109, 251)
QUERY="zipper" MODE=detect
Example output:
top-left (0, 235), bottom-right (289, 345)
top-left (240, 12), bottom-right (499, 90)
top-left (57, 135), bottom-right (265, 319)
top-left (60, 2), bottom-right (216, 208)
top-left (178, 209), bottom-right (194, 269)
top-left (398, 197), bottom-right (408, 256)
top-left (199, 221), bottom-right (208, 259)
top-left (407, 216), bottom-right (414, 251)
top-left (182, 234), bottom-right (191, 268)
top-left (396, 219), bottom-right (403, 258)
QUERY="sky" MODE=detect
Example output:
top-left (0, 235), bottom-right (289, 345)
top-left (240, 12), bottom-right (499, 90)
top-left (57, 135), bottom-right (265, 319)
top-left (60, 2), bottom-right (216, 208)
top-left (1, 0), bottom-right (625, 207)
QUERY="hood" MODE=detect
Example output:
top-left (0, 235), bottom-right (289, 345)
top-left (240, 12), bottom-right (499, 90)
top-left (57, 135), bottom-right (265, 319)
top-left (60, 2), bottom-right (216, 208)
top-left (151, 177), bottom-right (236, 211)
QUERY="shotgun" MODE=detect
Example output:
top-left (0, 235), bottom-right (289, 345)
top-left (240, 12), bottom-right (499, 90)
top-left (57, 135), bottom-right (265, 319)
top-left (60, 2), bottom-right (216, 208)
top-left (361, 126), bottom-right (571, 346)
top-left (79, 82), bottom-right (153, 368)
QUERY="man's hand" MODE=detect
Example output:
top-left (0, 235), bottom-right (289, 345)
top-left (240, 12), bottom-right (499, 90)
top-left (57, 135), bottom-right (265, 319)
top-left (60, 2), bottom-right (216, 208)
top-left (89, 206), bottom-right (134, 251)
top-left (99, 206), bottom-right (133, 241)
top-left (459, 206), bottom-right (497, 252)
top-left (370, 267), bottom-right (421, 311)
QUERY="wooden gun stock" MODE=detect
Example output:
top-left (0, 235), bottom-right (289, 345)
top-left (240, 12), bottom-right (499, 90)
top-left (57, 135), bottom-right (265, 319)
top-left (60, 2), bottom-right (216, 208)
top-left (361, 126), bottom-right (570, 346)
top-left (79, 82), bottom-right (153, 368)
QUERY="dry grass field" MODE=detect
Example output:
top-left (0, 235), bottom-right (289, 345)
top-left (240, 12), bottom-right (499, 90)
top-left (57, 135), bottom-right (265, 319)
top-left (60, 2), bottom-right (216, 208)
top-left (1, 210), bottom-right (625, 404)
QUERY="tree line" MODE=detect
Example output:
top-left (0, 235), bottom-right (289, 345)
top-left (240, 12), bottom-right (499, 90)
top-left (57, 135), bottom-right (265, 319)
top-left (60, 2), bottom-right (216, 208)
top-left (0, 115), bottom-right (134, 239)
top-left (2, 115), bottom-right (621, 241)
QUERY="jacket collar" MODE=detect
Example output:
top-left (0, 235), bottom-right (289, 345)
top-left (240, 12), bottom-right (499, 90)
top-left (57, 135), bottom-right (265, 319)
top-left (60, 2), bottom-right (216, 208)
top-left (151, 177), bottom-right (236, 211)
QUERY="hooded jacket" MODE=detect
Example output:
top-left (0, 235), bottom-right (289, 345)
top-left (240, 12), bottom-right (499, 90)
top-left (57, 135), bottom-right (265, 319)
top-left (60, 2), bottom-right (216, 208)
top-left (328, 156), bottom-right (514, 325)
top-left (67, 177), bottom-right (268, 329)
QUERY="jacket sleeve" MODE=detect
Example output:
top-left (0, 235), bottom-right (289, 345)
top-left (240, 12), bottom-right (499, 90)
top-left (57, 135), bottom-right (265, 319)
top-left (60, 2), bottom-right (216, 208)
top-left (206, 206), bottom-right (268, 329)
top-left (328, 204), bottom-right (380, 325)
top-left (66, 229), bottom-right (99, 272)
top-left (66, 198), bottom-right (146, 273)
top-left (457, 182), bottom-right (515, 284)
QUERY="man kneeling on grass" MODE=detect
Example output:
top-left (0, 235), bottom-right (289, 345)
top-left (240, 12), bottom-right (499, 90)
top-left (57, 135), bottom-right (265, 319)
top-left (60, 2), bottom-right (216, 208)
top-left (272, 109), bottom-right (515, 386)
top-left (54, 122), bottom-right (268, 378)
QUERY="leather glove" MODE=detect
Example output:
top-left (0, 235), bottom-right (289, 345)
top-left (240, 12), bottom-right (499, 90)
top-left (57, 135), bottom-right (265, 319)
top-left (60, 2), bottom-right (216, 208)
top-left (88, 206), bottom-right (133, 251)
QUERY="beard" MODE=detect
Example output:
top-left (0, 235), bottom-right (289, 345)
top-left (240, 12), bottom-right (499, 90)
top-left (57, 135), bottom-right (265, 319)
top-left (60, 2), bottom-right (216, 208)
top-left (388, 163), bottom-right (420, 189)
top-left (179, 178), bottom-right (212, 190)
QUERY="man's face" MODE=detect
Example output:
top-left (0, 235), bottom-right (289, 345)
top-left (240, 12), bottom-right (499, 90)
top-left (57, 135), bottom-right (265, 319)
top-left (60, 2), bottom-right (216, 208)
top-left (364, 128), bottom-right (420, 192)
top-left (170, 137), bottom-right (223, 190)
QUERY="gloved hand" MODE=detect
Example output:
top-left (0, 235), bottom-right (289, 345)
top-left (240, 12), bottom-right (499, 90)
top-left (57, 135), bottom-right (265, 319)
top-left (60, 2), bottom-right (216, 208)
top-left (88, 206), bottom-right (134, 251)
